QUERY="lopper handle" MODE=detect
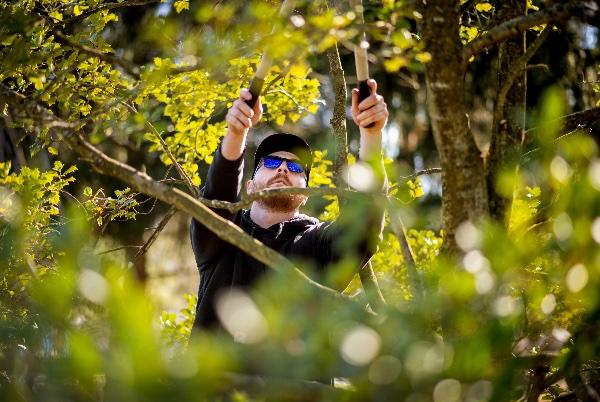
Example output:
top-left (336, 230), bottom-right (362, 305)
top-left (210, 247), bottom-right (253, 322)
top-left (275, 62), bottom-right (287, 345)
top-left (245, 77), bottom-right (264, 108)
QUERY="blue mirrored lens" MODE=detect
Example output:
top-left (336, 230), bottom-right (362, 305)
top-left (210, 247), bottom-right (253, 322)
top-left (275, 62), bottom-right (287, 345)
top-left (262, 157), bottom-right (283, 169)
top-left (262, 157), bottom-right (305, 173)
top-left (286, 161), bottom-right (304, 173)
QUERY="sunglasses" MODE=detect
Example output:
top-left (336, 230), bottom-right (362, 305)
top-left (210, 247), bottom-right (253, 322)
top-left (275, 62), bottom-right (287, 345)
top-left (259, 156), bottom-right (306, 174)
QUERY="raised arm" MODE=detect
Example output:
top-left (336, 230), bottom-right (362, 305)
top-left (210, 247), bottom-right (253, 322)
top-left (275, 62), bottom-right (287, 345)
top-left (190, 90), bottom-right (262, 267)
top-left (294, 80), bottom-right (389, 289)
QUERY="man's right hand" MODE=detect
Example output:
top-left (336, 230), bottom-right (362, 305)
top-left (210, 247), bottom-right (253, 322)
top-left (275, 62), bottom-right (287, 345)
top-left (225, 89), bottom-right (263, 137)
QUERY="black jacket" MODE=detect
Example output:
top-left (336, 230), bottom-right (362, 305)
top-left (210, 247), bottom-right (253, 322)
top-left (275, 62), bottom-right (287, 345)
top-left (190, 146), bottom-right (382, 330)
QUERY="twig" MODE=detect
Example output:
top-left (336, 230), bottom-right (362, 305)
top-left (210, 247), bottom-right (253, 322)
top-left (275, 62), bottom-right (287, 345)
top-left (121, 102), bottom-right (197, 196)
top-left (460, 0), bottom-right (480, 15)
top-left (398, 167), bottom-right (442, 181)
top-left (133, 207), bottom-right (176, 260)
top-left (97, 245), bottom-right (142, 256)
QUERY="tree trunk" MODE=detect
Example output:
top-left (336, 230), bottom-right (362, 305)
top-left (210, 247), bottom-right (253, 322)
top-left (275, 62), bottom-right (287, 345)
top-left (422, 1), bottom-right (489, 253)
top-left (488, 0), bottom-right (527, 221)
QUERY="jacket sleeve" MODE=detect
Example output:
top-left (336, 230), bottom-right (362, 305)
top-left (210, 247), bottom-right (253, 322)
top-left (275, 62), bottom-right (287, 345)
top-left (190, 145), bottom-right (244, 269)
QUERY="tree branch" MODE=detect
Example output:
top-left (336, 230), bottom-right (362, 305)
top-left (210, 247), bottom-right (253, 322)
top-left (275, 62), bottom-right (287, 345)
top-left (62, 0), bottom-right (161, 28)
top-left (58, 128), bottom-right (345, 297)
top-left (388, 199), bottom-right (424, 301)
top-left (326, 42), bottom-right (349, 185)
top-left (54, 32), bottom-right (141, 80)
top-left (523, 107), bottom-right (600, 147)
top-left (133, 207), bottom-right (176, 260)
top-left (463, 2), bottom-right (591, 62)
top-left (460, 0), bottom-right (480, 15)
top-left (493, 25), bottom-right (552, 144)
top-left (220, 372), bottom-right (347, 401)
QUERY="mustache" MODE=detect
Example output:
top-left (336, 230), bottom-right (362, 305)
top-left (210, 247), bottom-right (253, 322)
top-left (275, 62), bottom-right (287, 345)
top-left (267, 173), bottom-right (292, 186)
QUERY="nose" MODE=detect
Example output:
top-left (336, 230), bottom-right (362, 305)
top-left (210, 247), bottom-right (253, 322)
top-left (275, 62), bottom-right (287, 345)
top-left (277, 161), bottom-right (289, 173)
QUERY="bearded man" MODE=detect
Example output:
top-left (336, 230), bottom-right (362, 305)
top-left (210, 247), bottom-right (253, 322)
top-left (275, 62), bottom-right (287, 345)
top-left (190, 79), bottom-right (388, 330)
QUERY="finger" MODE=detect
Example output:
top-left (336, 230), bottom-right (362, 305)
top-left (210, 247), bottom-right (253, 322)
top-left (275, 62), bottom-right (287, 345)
top-left (240, 88), bottom-right (252, 101)
top-left (231, 110), bottom-right (253, 127)
top-left (359, 110), bottom-right (387, 127)
top-left (356, 101), bottom-right (386, 121)
top-left (367, 78), bottom-right (378, 94)
top-left (359, 93), bottom-right (384, 112)
top-left (351, 88), bottom-right (360, 116)
top-left (233, 99), bottom-right (254, 119)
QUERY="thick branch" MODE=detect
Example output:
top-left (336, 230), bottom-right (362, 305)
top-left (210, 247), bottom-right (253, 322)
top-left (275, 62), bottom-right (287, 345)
top-left (463, 2), bottom-right (590, 62)
top-left (53, 128), bottom-right (342, 298)
top-left (327, 43), bottom-right (349, 185)
top-left (54, 32), bottom-right (141, 80)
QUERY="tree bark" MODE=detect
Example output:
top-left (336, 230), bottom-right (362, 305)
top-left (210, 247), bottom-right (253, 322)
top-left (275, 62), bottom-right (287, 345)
top-left (422, 1), bottom-right (489, 253)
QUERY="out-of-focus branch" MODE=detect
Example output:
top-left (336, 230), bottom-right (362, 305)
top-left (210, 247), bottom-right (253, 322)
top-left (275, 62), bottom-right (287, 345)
top-left (388, 199), bottom-right (423, 301)
top-left (463, 2), bottom-right (592, 62)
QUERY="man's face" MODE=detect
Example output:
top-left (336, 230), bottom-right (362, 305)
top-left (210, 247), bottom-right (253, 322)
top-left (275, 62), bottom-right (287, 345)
top-left (247, 151), bottom-right (308, 212)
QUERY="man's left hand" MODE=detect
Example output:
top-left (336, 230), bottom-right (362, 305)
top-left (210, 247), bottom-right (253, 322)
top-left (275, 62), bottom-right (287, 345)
top-left (351, 79), bottom-right (389, 134)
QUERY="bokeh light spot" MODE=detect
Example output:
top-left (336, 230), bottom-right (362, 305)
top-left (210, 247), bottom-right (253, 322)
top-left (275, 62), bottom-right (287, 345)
top-left (340, 325), bottom-right (381, 366)
top-left (216, 289), bottom-right (268, 344)
top-left (433, 379), bottom-right (462, 402)
top-left (566, 264), bottom-right (588, 293)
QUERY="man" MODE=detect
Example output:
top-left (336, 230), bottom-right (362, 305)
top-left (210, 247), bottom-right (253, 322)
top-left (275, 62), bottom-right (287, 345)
top-left (190, 79), bottom-right (388, 330)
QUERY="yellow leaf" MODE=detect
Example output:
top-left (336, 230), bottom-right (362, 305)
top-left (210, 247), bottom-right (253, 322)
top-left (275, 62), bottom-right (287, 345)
top-left (275, 115), bottom-right (286, 126)
top-left (415, 52), bottom-right (432, 63)
top-left (289, 63), bottom-right (309, 78)
top-left (383, 56), bottom-right (408, 73)
top-left (48, 146), bottom-right (58, 155)
top-left (73, 5), bottom-right (82, 16)
top-left (475, 2), bottom-right (492, 12)
top-left (79, 103), bottom-right (91, 116)
top-left (29, 76), bottom-right (45, 90)
top-left (174, 0), bottom-right (189, 13)
top-left (49, 11), bottom-right (63, 21)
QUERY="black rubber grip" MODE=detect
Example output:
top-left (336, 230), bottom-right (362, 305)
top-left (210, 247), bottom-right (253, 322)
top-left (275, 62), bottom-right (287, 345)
top-left (357, 79), bottom-right (375, 128)
top-left (245, 77), bottom-right (264, 108)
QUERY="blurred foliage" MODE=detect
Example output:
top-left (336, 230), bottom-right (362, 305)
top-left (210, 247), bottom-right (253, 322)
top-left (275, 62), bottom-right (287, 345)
top-left (1, 0), bottom-right (600, 402)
